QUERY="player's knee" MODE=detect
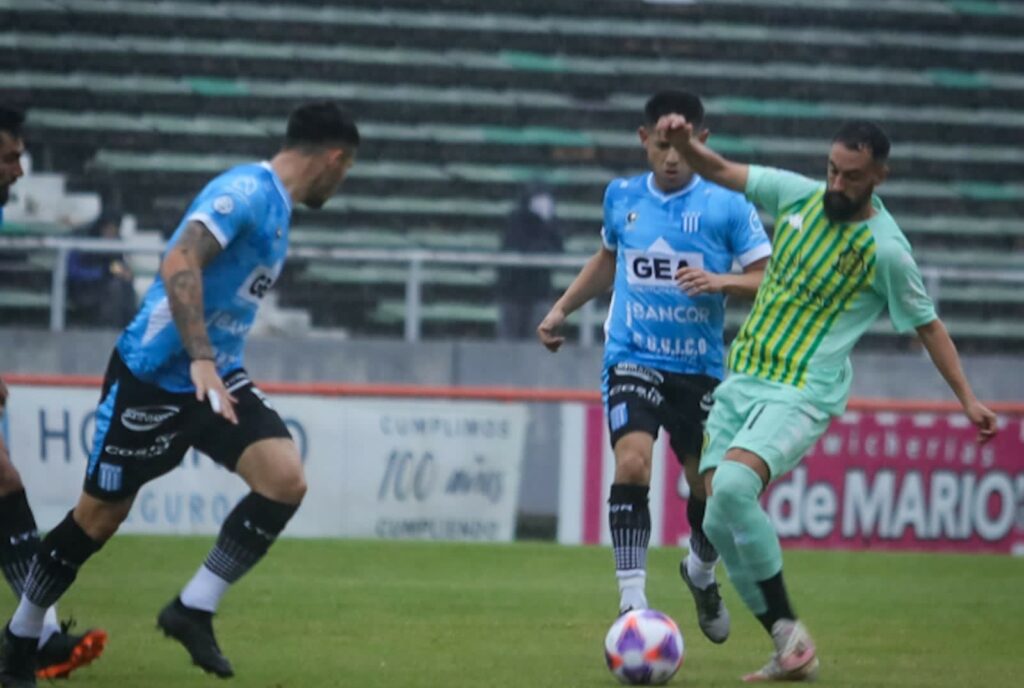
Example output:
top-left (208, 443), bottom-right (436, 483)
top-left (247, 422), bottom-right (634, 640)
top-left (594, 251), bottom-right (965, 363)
top-left (260, 464), bottom-right (306, 505)
top-left (709, 460), bottom-right (762, 514)
top-left (278, 470), bottom-right (307, 505)
top-left (615, 451), bottom-right (650, 484)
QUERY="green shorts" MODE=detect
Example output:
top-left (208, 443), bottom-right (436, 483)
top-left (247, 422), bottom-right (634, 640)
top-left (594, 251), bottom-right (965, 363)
top-left (699, 373), bottom-right (832, 481)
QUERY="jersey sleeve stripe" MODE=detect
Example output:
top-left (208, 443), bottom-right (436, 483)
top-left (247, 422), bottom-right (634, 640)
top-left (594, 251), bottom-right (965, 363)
top-left (600, 226), bottom-right (616, 250)
top-left (187, 212), bottom-right (230, 248)
top-left (737, 242), bottom-right (772, 267)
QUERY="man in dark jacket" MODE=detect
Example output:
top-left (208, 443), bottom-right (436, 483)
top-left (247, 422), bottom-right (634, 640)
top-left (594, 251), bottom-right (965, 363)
top-left (497, 184), bottom-right (563, 339)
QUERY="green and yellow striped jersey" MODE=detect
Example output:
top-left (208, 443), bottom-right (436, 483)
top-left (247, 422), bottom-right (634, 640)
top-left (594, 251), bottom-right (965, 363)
top-left (728, 166), bottom-right (937, 414)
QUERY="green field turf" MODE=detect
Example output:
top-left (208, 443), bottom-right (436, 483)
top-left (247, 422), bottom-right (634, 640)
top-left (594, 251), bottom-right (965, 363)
top-left (6, 537), bottom-right (1021, 687)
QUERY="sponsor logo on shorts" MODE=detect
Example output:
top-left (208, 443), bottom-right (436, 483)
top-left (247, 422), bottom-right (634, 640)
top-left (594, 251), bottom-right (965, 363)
top-left (610, 403), bottom-right (629, 432)
top-left (613, 363), bottom-right (664, 385)
top-left (97, 463), bottom-right (123, 492)
top-left (699, 392), bottom-right (714, 413)
top-left (105, 432), bottom-right (179, 459)
top-left (609, 383), bottom-right (664, 407)
top-left (120, 405), bottom-right (180, 432)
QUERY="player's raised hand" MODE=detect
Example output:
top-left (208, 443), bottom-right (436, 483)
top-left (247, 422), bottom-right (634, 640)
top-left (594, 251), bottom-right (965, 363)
top-left (676, 266), bottom-right (724, 296)
top-left (964, 399), bottom-right (998, 444)
top-left (537, 307), bottom-right (567, 353)
top-left (656, 114), bottom-right (694, 150)
top-left (190, 359), bottom-right (238, 425)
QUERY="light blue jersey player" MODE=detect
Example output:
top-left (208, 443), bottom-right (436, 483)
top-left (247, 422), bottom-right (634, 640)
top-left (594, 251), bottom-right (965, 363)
top-left (0, 103), bottom-right (361, 686)
top-left (601, 171), bottom-right (769, 379)
top-left (538, 92), bottom-right (770, 637)
top-left (117, 161), bottom-right (293, 392)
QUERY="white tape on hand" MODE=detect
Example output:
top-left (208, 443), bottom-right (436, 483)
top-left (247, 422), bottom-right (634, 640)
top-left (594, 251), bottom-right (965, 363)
top-left (208, 390), bottom-right (222, 414)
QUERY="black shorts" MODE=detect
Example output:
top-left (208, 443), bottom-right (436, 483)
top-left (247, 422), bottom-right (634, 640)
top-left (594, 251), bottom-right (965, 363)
top-left (84, 352), bottom-right (291, 501)
top-left (603, 362), bottom-right (719, 463)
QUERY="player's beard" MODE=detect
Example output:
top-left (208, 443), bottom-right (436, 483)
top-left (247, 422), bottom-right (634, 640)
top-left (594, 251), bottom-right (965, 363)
top-left (0, 184), bottom-right (10, 206)
top-left (823, 189), bottom-right (869, 223)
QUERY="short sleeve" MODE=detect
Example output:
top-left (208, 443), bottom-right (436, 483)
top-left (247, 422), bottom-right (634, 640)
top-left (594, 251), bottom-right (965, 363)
top-left (185, 186), bottom-right (256, 248)
top-left (600, 180), bottom-right (620, 251)
top-left (728, 195), bottom-right (772, 267)
top-left (874, 241), bottom-right (938, 333)
top-left (745, 165), bottom-right (822, 217)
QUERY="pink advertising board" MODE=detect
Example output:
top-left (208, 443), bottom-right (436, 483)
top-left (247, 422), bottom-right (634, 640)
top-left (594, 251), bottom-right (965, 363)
top-left (562, 404), bottom-right (1024, 555)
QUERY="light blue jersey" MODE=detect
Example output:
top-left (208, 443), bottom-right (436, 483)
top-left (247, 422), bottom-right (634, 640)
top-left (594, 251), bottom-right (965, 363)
top-left (601, 173), bottom-right (771, 379)
top-left (117, 162), bottom-right (292, 392)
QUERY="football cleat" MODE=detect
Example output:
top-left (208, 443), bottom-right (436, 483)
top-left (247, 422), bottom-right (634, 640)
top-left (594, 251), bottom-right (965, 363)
top-left (35, 620), bottom-right (107, 679)
top-left (157, 598), bottom-right (234, 678)
top-left (679, 559), bottom-right (730, 644)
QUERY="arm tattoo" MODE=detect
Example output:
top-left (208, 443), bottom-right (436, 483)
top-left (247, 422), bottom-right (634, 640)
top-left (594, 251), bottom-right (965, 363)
top-left (165, 221), bottom-right (224, 361)
top-left (177, 220), bottom-right (224, 269)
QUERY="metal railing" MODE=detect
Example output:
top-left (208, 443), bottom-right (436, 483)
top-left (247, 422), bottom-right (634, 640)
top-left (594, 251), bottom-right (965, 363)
top-left (3, 235), bottom-right (1024, 341)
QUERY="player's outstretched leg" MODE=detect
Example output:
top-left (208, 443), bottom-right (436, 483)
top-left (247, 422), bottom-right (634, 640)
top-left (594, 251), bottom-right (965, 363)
top-left (158, 491), bottom-right (299, 678)
top-left (679, 493), bottom-right (730, 643)
top-left (705, 459), bottom-right (817, 682)
top-left (609, 484), bottom-right (651, 614)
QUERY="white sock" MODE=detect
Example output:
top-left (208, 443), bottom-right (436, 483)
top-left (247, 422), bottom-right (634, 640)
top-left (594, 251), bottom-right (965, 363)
top-left (685, 549), bottom-right (718, 590)
top-left (38, 606), bottom-right (60, 648)
top-left (616, 569), bottom-right (647, 612)
top-left (180, 565), bottom-right (231, 613)
top-left (9, 597), bottom-right (46, 640)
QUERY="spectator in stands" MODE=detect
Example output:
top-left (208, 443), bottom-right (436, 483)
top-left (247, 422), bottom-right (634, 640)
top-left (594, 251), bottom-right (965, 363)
top-left (497, 184), bottom-right (563, 339)
top-left (66, 211), bottom-right (137, 328)
top-left (0, 108), bottom-right (26, 228)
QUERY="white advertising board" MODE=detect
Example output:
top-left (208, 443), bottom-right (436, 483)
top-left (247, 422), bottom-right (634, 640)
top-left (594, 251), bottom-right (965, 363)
top-left (2, 384), bottom-right (527, 542)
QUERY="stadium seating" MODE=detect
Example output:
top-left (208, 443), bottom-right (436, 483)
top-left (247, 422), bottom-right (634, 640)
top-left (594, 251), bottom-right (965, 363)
top-left (3, 0), bottom-right (1023, 347)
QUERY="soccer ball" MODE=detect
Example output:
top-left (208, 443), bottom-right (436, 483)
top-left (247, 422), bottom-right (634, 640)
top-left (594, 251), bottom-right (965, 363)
top-left (604, 609), bottom-right (684, 685)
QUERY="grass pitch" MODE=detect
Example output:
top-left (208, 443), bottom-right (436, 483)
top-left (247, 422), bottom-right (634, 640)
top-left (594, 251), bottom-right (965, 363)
top-left (11, 537), bottom-right (1021, 687)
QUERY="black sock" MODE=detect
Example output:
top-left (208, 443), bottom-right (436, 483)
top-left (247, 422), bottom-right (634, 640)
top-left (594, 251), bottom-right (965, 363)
top-left (609, 484), bottom-right (650, 572)
top-left (756, 570), bottom-right (797, 634)
top-left (686, 496), bottom-right (719, 563)
top-left (23, 510), bottom-right (102, 609)
top-left (202, 492), bottom-right (298, 584)
top-left (0, 490), bottom-right (40, 599)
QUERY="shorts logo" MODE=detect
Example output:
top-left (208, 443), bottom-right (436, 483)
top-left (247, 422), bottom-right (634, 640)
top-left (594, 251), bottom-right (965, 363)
top-left (613, 363), bottom-right (664, 385)
top-left (610, 403), bottom-right (629, 432)
top-left (105, 432), bottom-right (179, 459)
top-left (213, 195), bottom-right (235, 215)
top-left (97, 463), bottom-right (123, 492)
top-left (120, 405), bottom-right (180, 432)
top-left (699, 392), bottom-right (714, 413)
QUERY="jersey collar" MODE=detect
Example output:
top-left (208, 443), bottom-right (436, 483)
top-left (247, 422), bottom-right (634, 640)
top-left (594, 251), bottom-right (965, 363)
top-left (646, 172), bottom-right (702, 202)
top-left (260, 161), bottom-right (293, 212)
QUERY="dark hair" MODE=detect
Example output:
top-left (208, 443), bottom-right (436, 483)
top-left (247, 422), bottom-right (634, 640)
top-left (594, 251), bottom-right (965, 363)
top-left (284, 101), bottom-right (360, 150)
top-left (644, 90), bottom-right (704, 128)
top-left (832, 120), bottom-right (890, 162)
top-left (0, 107), bottom-right (25, 139)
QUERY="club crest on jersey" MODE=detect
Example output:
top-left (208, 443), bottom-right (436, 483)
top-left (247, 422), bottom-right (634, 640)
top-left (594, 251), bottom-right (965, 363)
top-left (786, 214), bottom-right (804, 232)
top-left (834, 247), bottom-right (867, 277)
top-left (681, 211), bottom-right (701, 234)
